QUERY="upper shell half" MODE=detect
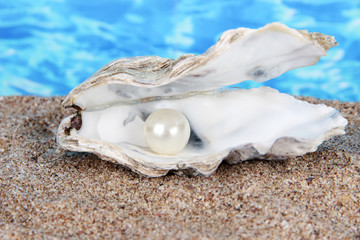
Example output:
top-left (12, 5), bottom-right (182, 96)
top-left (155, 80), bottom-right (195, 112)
top-left (57, 22), bottom-right (347, 177)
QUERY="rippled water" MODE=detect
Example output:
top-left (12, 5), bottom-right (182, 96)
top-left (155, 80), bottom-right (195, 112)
top-left (0, 0), bottom-right (359, 101)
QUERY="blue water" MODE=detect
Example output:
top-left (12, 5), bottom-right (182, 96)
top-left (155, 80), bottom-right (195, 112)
top-left (0, 0), bottom-right (359, 101)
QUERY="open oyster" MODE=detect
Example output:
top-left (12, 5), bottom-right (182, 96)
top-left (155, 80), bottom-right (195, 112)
top-left (57, 23), bottom-right (347, 177)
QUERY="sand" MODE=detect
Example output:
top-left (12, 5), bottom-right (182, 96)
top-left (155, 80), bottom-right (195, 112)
top-left (0, 95), bottom-right (359, 239)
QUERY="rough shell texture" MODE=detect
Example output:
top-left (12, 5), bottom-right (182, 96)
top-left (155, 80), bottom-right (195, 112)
top-left (57, 23), bottom-right (346, 177)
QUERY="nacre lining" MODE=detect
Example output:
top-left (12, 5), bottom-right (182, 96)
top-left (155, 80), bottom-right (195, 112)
top-left (75, 87), bottom-right (346, 163)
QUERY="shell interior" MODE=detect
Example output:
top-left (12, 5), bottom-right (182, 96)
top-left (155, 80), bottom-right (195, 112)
top-left (75, 87), bottom-right (346, 166)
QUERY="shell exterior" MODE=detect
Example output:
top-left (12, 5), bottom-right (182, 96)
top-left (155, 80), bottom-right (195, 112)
top-left (57, 23), bottom-right (347, 177)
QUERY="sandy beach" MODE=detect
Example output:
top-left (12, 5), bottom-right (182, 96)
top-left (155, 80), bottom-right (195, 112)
top-left (0, 96), bottom-right (359, 239)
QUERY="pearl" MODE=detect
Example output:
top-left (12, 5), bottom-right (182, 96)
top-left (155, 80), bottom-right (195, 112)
top-left (144, 109), bottom-right (190, 155)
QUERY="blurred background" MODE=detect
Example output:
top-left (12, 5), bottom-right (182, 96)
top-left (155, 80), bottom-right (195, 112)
top-left (0, 0), bottom-right (359, 101)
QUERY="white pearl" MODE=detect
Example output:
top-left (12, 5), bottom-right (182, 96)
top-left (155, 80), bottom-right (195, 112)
top-left (144, 109), bottom-right (190, 155)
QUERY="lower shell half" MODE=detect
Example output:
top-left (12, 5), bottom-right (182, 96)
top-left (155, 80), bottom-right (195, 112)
top-left (57, 87), bottom-right (347, 177)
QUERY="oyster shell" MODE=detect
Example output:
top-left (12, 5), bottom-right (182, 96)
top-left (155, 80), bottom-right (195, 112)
top-left (57, 23), bottom-right (347, 177)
